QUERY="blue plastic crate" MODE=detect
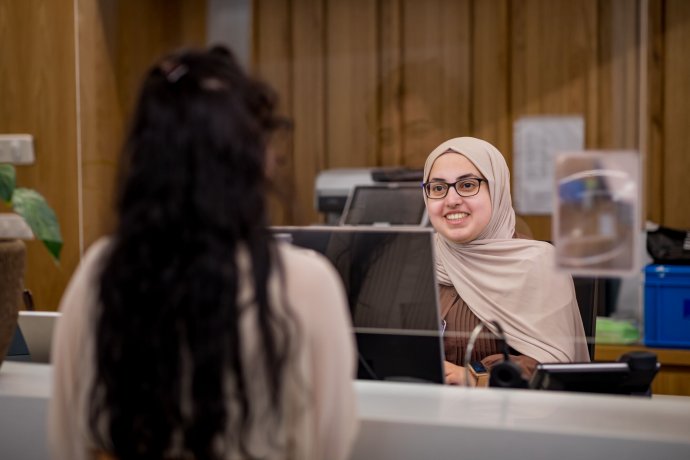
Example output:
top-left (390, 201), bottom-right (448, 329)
top-left (644, 264), bottom-right (690, 349)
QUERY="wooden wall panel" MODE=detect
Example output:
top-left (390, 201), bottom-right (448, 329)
top-left (510, 0), bottom-right (599, 241)
top-left (646, 0), bottom-right (664, 225)
top-left (116, 0), bottom-right (208, 123)
top-left (663, 0), bottom-right (690, 228)
top-left (378, 0), bottom-right (403, 166)
top-left (253, 0), bottom-right (295, 225)
top-left (252, 0), bottom-right (684, 235)
top-left (2, 0), bottom-right (686, 308)
top-left (78, 0), bottom-right (124, 249)
top-left (179, 0), bottom-right (208, 45)
top-left (472, 0), bottom-right (510, 152)
top-left (325, 0), bottom-right (378, 168)
top-left (598, 0), bottom-right (641, 150)
top-left (79, 0), bottom-right (208, 248)
top-left (0, 0), bottom-right (206, 309)
top-left (400, 0), bottom-right (471, 168)
top-left (0, 0), bottom-right (80, 310)
top-left (291, 0), bottom-right (326, 225)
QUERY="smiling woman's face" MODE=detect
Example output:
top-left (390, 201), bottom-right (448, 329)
top-left (426, 152), bottom-right (492, 243)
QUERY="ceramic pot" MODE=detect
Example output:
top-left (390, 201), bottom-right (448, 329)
top-left (0, 239), bottom-right (26, 369)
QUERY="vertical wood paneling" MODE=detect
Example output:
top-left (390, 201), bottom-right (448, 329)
top-left (325, 0), bottom-right (378, 168)
top-left (598, 0), bottom-right (641, 150)
top-left (179, 0), bottom-right (207, 45)
top-left (472, 0), bottom-right (511, 155)
top-left (116, 0), bottom-right (207, 120)
top-left (646, 0), bottom-right (664, 225)
top-left (598, 0), bottom-right (615, 149)
top-left (78, 0), bottom-right (123, 248)
top-left (251, 0), bottom-right (684, 233)
top-left (2, 0), bottom-right (687, 309)
top-left (0, 0), bottom-right (206, 309)
top-left (401, 0), bottom-right (471, 168)
top-left (378, 0), bottom-right (403, 166)
top-left (253, 0), bottom-right (295, 225)
top-left (0, 0), bottom-right (80, 310)
top-left (663, 0), bottom-right (690, 228)
top-left (510, 0), bottom-right (599, 241)
top-left (612, 0), bottom-right (641, 149)
top-left (400, 0), bottom-right (437, 167)
top-left (512, 0), bottom-right (598, 119)
top-left (437, 0), bottom-right (472, 142)
top-left (291, 0), bottom-right (326, 224)
top-left (79, 0), bottom-right (207, 247)
top-left (597, 0), bottom-right (644, 225)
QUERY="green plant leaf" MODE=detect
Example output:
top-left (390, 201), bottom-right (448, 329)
top-left (0, 164), bottom-right (16, 202)
top-left (11, 188), bottom-right (63, 262)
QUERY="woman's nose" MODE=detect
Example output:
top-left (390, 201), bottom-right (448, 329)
top-left (445, 187), bottom-right (464, 205)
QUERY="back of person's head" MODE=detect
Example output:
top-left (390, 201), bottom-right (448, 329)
top-left (93, 46), bottom-right (296, 459)
top-left (117, 45), bottom-right (286, 236)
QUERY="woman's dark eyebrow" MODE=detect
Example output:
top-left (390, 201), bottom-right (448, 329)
top-left (429, 173), bottom-right (480, 182)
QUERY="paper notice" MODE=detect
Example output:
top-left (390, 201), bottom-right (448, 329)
top-left (513, 116), bottom-right (584, 214)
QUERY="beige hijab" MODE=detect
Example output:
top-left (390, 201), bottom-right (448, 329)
top-left (424, 137), bottom-right (589, 363)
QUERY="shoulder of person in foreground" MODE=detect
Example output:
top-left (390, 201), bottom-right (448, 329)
top-left (275, 241), bottom-right (355, 356)
top-left (276, 242), bottom-right (349, 307)
top-left (275, 241), bottom-right (359, 460)
top-left (49, 236), bottom-right (113, 460)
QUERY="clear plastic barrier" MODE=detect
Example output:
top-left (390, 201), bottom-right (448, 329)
top-left (553, 151), bottom-right (641, 276)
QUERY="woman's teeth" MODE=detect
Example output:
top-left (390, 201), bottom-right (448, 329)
top-left (446, 212), bottom-right (468, 220)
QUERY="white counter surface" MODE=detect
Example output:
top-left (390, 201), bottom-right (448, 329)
top-left (352, 379), bottom-right (690, 459)
top-left (355, 379), bottom-right (690, 443)
top-left (2, 361), bottom-right (690, 459)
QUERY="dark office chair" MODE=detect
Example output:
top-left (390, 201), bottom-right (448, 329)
top-left (572, 277), bottom-right (606, 360)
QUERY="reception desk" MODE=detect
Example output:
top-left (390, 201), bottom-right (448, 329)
top-left (2, 361), bottom-right (690, 459)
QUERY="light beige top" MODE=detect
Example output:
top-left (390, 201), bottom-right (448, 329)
top-left (424, 137), bottom-right (590, 363)
top-left (49, 238), bottom-right (358, 460)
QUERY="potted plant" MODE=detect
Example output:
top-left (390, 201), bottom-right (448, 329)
top-left (0, 162), bottom-right (62, 367)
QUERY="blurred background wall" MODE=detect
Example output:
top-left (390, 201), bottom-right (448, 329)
top-left (0, 0), bottom-right (688, 310)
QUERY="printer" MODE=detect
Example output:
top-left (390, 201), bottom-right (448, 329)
top-left (314, 167), bottom-right (423, 223)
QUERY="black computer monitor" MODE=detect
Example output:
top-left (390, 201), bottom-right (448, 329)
top-left (273, 226), bottom-right (445, 383)
top-left (529, 352), bottom-right (660, 396)
top-left (339, 184), bottom-right (427, 226)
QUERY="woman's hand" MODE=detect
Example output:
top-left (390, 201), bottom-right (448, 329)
top-left (444, 361), bottom-right (476, 386)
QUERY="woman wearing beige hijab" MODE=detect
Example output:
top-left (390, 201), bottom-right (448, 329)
top-left (422, 137), bottom-right (589, 386)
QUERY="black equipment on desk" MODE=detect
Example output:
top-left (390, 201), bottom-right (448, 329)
top-left (314, 168), bottom-right (423, 223)
top-left (339, 184), bottom-right (427, 226)
top-left (646, 224), bottom-right (690, 265)
top-left (487, 320), bottom-right (529, 389)
top-left (371, 168), bottom-right (423, 183)
top-left (529, 351), bottom-right (659, 396)
top-left (273, 226), bottom-right (445, 384)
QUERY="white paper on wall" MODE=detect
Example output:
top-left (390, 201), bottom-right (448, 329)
top-left (513, 116), bottom-right (585, 215)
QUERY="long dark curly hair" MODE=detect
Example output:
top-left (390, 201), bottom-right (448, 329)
top-left (90, 46), bottom-right (295, 459)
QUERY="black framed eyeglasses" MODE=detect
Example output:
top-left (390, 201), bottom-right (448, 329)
top-left (422, 177), bottom-right (487, 199)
